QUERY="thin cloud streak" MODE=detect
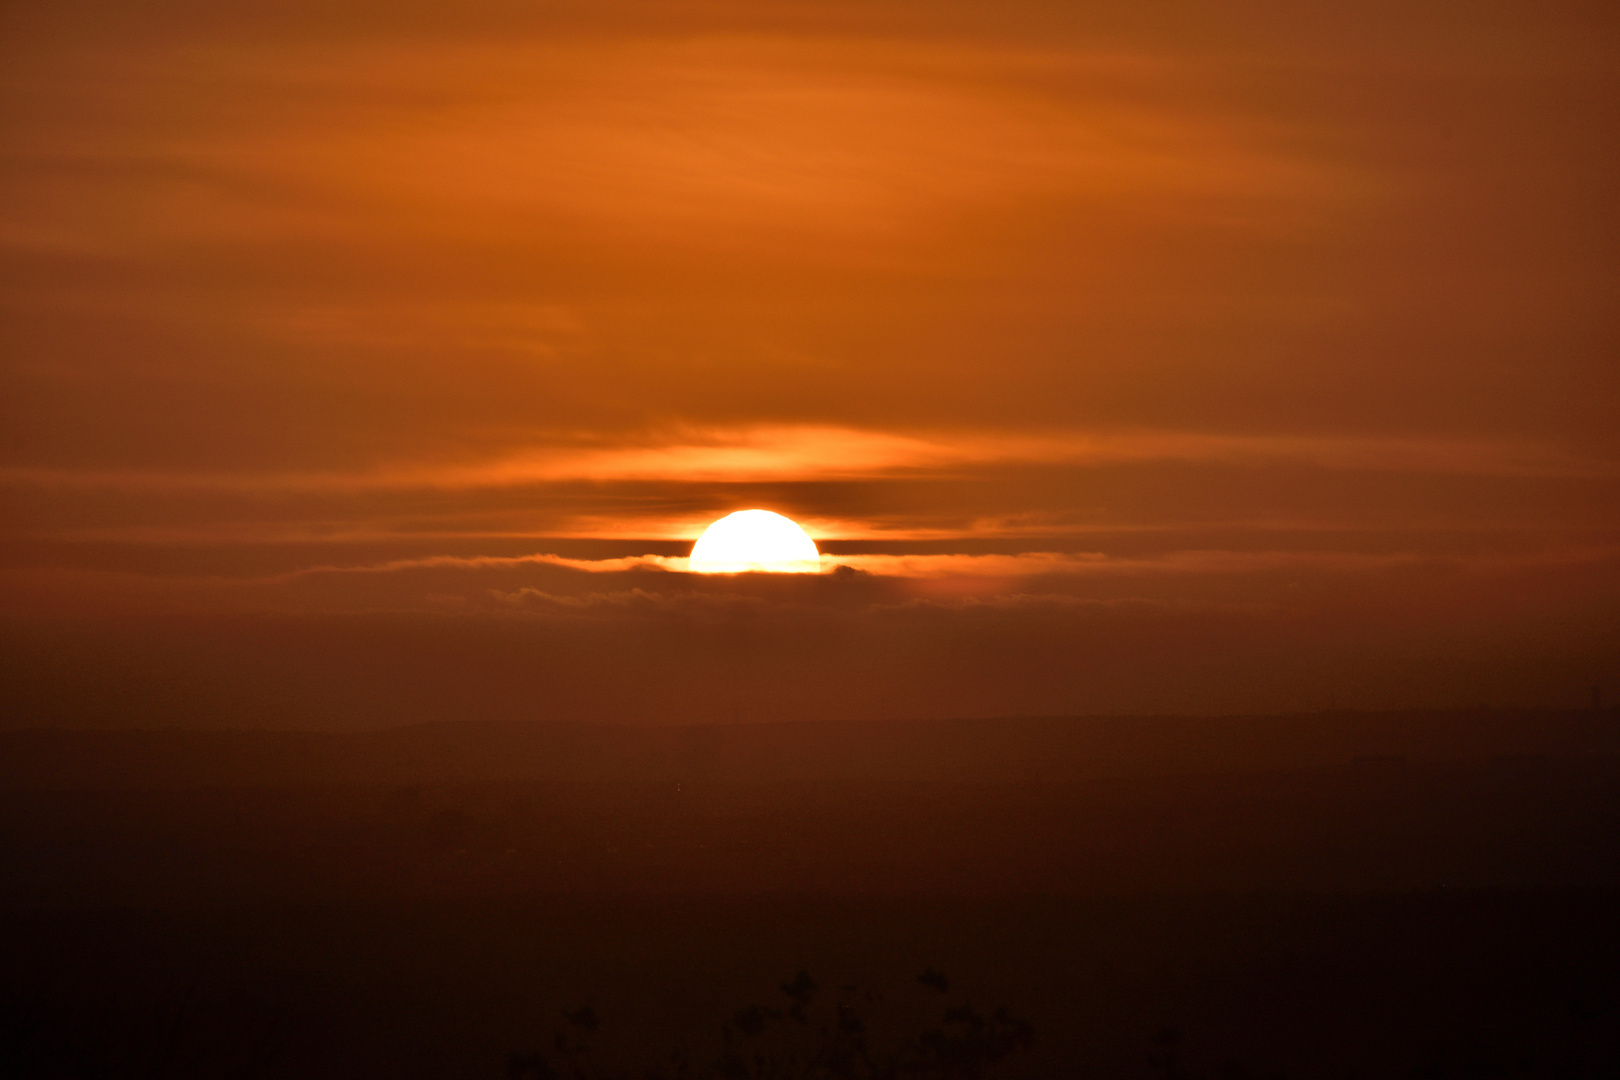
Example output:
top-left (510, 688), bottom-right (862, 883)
top-left (9, 543), bottom-right (1614, 624)
top-left (3, 426), bottom-right (1613, 497)
top-left (274, 545), bottom-right (1620, 583)
top-left (280, 552), bottom-right (686, 579)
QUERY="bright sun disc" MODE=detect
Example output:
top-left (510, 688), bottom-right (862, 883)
top-left (688, 510), bottom-right (820, 574)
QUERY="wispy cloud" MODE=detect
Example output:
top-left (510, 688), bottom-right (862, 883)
top-left (273, 544), bottom-right (1620, 583)
top-left (4, 425), bottom-right (1613, 499)
top-left (2, 36), bottom-right (1345, 257)
top-left (449, 428), bottom-right (1620, 485)
top-left (278, 552), bottom-right (687, 579)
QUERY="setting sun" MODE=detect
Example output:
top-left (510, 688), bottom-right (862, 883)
top-left (688, 510), bottom-right (821, 574)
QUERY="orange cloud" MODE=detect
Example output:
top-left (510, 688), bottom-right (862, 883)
top-left (5, 426), bottom-right (1612, 500)
top-left (270, 544), bottom-right (1620, 584)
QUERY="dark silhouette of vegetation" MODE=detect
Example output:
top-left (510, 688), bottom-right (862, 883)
top-left (508, 969), bottom-right (1033, 1080)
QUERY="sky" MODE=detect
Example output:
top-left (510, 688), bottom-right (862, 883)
top-left (2, 0), bottom-right (1617, 726)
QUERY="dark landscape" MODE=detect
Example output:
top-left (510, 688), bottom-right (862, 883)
top-left (3, 710), bottom-right (1618, 1077)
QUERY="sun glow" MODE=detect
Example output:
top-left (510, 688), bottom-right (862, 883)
top-left (688, 510), bottom-right (821, 574)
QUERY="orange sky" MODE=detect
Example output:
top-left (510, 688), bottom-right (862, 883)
top-left (2, 0), bottom-right (1617, 725)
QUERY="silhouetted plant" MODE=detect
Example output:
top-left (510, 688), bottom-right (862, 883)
top-left (509, 1002), bottom-right (604, 1080)
top-left (901, 1004), bottom-right (1033, 1080)
top-left (510, 969), bottom-right (1032, 1080)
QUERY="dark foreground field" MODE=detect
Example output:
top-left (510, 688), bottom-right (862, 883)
top-left (2, 711), bottom-right (1617, 1078)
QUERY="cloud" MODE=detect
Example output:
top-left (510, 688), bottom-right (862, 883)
top-left (429, 427), bottom-right (1620, 487)
top-left (281, 552), bottom-right (686, 578)
top-left (489, 586), bottom-right (772, 618)
top-left (270, 543), bottom-right (1620, 586)
top-left (1, 35), bottom-right (1346, 258)
top-left (4, 425), bottom-right (1612, 503)
top-left (821, 550), bottom-right (1406, 579)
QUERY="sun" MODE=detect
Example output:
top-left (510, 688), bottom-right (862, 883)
top-left (688, 510), bottom-right (820, 574)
